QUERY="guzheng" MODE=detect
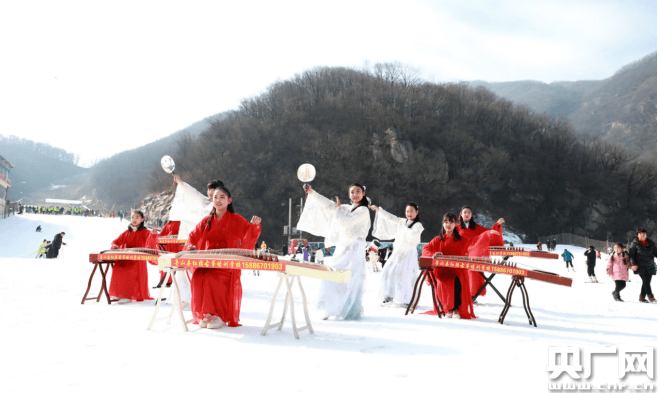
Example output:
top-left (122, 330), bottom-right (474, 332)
top-left (89, 248), bottom-right (163, 263)
top-left (158, 235), bottom-right (187, 245)
top-left (83, 248), bottom-right (167, 305)
top-left (419, 255), bottom-right (571, 286)
top-left (157, 249), bottom-right (351, 283)
top-left (409, 254), bottom-right (573, 327)
top-left (489, 246), bottom-right (559, 260)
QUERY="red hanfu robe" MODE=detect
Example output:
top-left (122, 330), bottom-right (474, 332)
top-left (157, 221), bottom-right (182, 284)
top-left (109, 227), bottom-right (158, 301)
top-left (457, 221), bottom-right (504, 298)
top-left (185, 212), bottom-right (261, 327)
top-left (421, 234), bottom-right (476, 319)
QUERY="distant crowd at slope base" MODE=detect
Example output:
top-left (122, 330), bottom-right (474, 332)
top-left (21, 205), bottom-right (128, 219)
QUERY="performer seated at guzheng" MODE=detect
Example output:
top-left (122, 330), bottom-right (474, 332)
top-left (168, 176), bottom-right (225, 304)
top-left (185, 184), bottom-right (261, 329)
top-left (456, 205), bottom-right (505, 301)
top-left (157, 220), bottom-right (182, 286)
top-left (421, 213), bottom-right (475, 319)
top-left (109, 210), bottom-right (159, 303)
top-left (298, 183), bottom-right (371, 320)
top-left (370, 203), bottom-right (424, 306)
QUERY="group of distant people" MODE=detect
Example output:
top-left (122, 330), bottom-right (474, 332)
top-left (555, 228), bottom-right (656, 304)
top-left (23, 205), bottom-right (87, 215)
top-left (23, 205), bottom-right (126, 219)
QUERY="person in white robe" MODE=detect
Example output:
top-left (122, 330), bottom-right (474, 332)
top-left (297, 183), bottom-right (371, 320)
top-left (370, 203), bottom-right (423, 306)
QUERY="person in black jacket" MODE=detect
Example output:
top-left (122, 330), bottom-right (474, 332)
top-left (584, 246), bottom-right (598, 283)
top-left (46, 232), bottom-right (67, 259)
top-left (628, 228), bottom-right (657, 303)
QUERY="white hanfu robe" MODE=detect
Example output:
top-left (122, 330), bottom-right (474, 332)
top-left (372, 208), bottom-right (423, 305)
top-left (167, 181), bottom-right (212, 304)
top-left (168, 181), bottom-right (212, 241)
top-left (296, 190), bottom-right (371, 320)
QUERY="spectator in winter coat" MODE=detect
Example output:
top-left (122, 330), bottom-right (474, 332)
top-left (628, 228), bottom-right (657, 304)
top-left (551, 239), bottom-right (557, 251)
top-left (606, 243), bottom-right (630, 302)
top-left (584, 246), bottom-right (598, 283)
top-left (46, 232), bottom-right (66, 259)
top-left (561, 249), bottom-right (575, 272)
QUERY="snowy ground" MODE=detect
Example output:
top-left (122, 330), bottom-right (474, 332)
top-left (1, 214), bottom-right (657, 392)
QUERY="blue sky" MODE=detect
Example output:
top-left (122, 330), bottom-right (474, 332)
top-left (0, 0), bottom-right (656, 166)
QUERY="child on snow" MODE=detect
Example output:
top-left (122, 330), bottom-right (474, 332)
top-left (36, 240), bottom-right (47, 258)
top-left (606, 243), bottom-right (630, 302)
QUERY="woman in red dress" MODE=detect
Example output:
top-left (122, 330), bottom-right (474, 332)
top-left (422, 213), bottom-right (475, 319)
top-left (185, 183), bottom-right (261, 329)
top-left (456, 206), bottom-right (505, 300)
top-left (109, 210), bottom-right (159, 303)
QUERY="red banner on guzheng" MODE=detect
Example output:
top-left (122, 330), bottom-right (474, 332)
top-left (96, 254), bottom-right (160, 262)
top-left (159, 238), bottom-right (186, 244)
top-left (170, 258), bottom-right (286, 271)
top-left (432, 259), bottom-right (527, 277)
top-left (489, 250), bottom-right (531, 257)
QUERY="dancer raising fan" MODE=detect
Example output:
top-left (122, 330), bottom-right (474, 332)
top-left (185, 183), bottom-right (261, 329)
top-left (370, 203), bottom-right (423, 306)
top-left (456, 206), bottom-right (505, 301)
top-left (298, 183), bottom-right (371, 320)
top-left (421, 213), bottom-right (475, 319)
top-left (109, 210), bottom-right (159, 303)
top-left (170, 175), bottom-right (225, 239)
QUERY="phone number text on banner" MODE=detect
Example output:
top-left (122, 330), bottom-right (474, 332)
top-left (432, 259), bottom-right (527, 276)
top-left (170, 259), bottom-right (286, 271)
top-left (99, 254), bottom-right (160, 262)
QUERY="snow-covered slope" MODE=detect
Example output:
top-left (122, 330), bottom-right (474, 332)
top-left (0, 214), bottom-right (656, 392)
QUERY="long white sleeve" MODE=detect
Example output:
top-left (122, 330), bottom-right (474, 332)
top-left (371, 208), bottom-right (405, 241)
top-left (168, 181), bottom-right (212, 240)
top-left (295, 190), bottom-right (337, 238)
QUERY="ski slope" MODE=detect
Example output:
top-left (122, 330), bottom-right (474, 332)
top-left (0, 214), bottom-right (656, 392)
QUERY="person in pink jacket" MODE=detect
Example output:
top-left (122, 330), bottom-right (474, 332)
top-left (606, 243), bottom-right (630, 302)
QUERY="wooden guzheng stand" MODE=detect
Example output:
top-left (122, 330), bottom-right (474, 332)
top-left (147, 249), bottom-right (351, 338)
top-left (406, 248), bottom-right (570, 327)
top-left (82, 248), bottom-right (165, 304)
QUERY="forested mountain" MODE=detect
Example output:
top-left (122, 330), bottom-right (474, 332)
top-left (0, 135), bottom-right (87, 201)
top-left (149, 64), bottom-right (656, 245)
top-left (471, 52), bottom-right (657, 161)
top-left (89, 113), bottom-right (226, 208)
top-left (9, 114), bottom-right (224, 210)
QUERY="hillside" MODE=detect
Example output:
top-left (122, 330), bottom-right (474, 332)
top-left (148, 65), bottom-right (656, 245)
top-left (0, 135), bottom-right (87, 202)
top-left (11, 113), bottom-right (225, 211)
top-left (72, 113), bottom-right (226, 210)
top-left (470, 52), bottom-right (657, 161)
top-left (568, 52), bottom-right (657, 161)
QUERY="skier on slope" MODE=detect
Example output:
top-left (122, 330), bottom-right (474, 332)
top-left (561, 249), bottom-right (575, 272)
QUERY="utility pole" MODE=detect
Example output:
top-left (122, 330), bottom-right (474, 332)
top-left (288, 198), bottom-right (292, 245)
